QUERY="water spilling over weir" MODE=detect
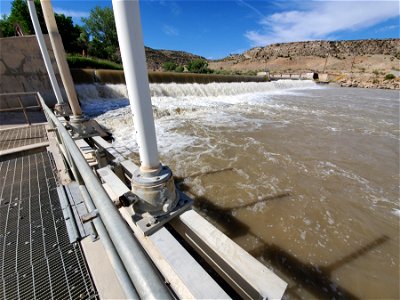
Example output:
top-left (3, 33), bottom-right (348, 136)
top-left (76, 81), bottom-right (399, 299)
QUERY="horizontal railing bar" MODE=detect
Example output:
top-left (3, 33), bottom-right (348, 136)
top-left (0, 91), bottom-right (39, 97)
top-left (36, 92), bottom-right (172, 300)
top-left (0, 105), bottom-right (42, 112)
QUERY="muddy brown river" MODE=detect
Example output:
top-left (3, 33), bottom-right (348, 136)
top-left (78, 81), bottom-right (399, 299)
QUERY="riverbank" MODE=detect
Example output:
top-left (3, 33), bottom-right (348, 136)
top-left (71, 69), bottom-right (398, 90)
top-left (329, 73), bottom-right (400, 89)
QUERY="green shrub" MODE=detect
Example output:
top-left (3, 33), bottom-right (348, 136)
top-left (163, 61), bottom-right (177, 72)
top-left (186, 59), bottom-right (211, 73)
top-left (175, 65), bottom-right (184, 72)
top-left (384, 73), bottom-right (396, 80)
top-left (67, 55), bottom-right (122, 70)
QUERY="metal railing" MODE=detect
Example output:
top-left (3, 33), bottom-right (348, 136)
top-left (0, 92), bottom-right (42, 125)
top-left (4, 91), bottom-right (172, 300)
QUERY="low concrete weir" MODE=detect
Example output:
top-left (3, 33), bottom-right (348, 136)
top-left (70, 69), bottom-right (267, 84)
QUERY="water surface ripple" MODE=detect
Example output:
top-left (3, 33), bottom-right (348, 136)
top-left (77, 81), bottom-right (399, 299)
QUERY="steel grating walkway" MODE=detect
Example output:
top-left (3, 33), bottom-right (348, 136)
top-left (0, 125), bottom-right (48, 151)
top-left (0, 150), bottom-right (98, 299)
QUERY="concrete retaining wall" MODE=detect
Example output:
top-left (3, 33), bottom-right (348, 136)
top-left (0, 35), bottom-right (65, 108)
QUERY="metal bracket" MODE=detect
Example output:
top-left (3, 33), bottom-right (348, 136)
top-left (120, 191), bottom-right (140, 207)
top-left (81, 209), bottom-right (99, 223)
top-left (54, 103), bottom-right (72, 116)
top-left (69, 117), bottom-right (108, 139)
top-left (132, 191), bottom-right (192, 236)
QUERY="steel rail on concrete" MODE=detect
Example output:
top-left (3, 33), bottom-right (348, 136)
top-left (78, 185), bottom-right (139, 300)
top-left (35, 93), bottom-right (172, 300)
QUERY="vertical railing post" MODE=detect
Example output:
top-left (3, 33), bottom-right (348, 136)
top-left (35, 93), bottom-right (43, 111)
top-left (17, 96), bottom-right (30, 125)
top-left (27, 0), bottom-right (66, 108)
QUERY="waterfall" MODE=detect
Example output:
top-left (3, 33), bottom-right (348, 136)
top-left (76, 80), bottom-right (318, 101)
top-left (149, 80), bottom-right (317, 97)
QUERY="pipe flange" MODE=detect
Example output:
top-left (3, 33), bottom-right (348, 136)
top-left (133, 166), bottom-right (171, 185)
top-left (131, 165), bottom-right (178, 216)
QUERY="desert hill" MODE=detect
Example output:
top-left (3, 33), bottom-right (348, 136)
top-left (207, 39), bottom-right (399, 89)
top-left (145, 39), bottom-right (399, 88)
top-left (145, 47), bottom-right (205, 71)
top-left (209, 39), bottom-right (399, 73)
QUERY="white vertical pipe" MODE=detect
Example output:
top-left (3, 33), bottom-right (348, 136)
top-left (112, 0), bottom-right (160, 172)
top-left (27, 0), bottom-right (64, 105)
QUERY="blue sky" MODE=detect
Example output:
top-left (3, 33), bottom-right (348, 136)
top-left (1, 0), bottom-right (399, 59)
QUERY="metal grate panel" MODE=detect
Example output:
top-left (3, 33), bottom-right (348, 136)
top-left (0, 150), bottom-right (98, 299)
top-left (0, 125), bottom-right (48, 151)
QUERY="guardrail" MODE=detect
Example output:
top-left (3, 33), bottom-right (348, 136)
top-left (1, 91), bottom-right (172, 299)
top-left (36, 92), bottom-right (172, 299)
top-left (0, 92), bottom-right (42, 125)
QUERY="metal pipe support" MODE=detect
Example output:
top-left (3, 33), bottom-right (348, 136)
top-left (112, 0), bottom-right (160, 172)
top-left (78, 185), bottom-right (139, 300)
top-left (27, 0), bottom-right (65, 107)
top-left (40, 0), bottom-right (83, 117)
top-left (39, 94), bottom-right (172, 300)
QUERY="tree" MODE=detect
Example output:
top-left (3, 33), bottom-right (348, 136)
top-left (4, 0), bottom-right (47, 35)
top-left (0, 14), bottom-right (14, 37)
top-left (163, 61), bottom-right (177, 72)
top-left (82, 6), bottom-right (119, 62)
top-left (0, 0), bottom-right (84, 55)
top-left (186, 59), bottom-right (211, 74)
top-left (77, 28), bottom-right (89, 56)
top-left (54, 13), bottom-right (82, 54)
top-left (4, 0), bottom-right (32, 35)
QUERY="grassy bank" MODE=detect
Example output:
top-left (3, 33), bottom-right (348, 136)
top-left (67, 55), bottom-right (123, 70)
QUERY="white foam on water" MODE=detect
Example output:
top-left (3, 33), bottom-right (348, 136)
top-left (77, 80), bottom-right (320, 156)
top-left (391, 209), bottom-right (400, 217)
top-left (149, 80), bottom-right (318, 98)
top-left (76, 81), bottom-right (398, 217)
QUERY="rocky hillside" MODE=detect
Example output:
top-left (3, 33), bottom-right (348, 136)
top-left (208, 39), bottom-right (399, 89)
top-left (145, 47), bottom-right (204, 71)
top-left (209, 39), bottom-right (399, 73)
top-left (242, 39), bottom-right (399, 59)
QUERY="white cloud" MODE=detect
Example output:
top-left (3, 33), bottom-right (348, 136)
top-left (245, 1), bottom-right (400, 46)
top-left (236, 0), bottom-right (265, 19)
top-left (159, 1), bottom-right (181, 16)
top-left (53, 8), bottom-right (89, 18)
top-left (162, 24), bottom-right (179, 36)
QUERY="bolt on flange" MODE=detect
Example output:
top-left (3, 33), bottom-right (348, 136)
top-left (131, 165), bottom-right (179, 216)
